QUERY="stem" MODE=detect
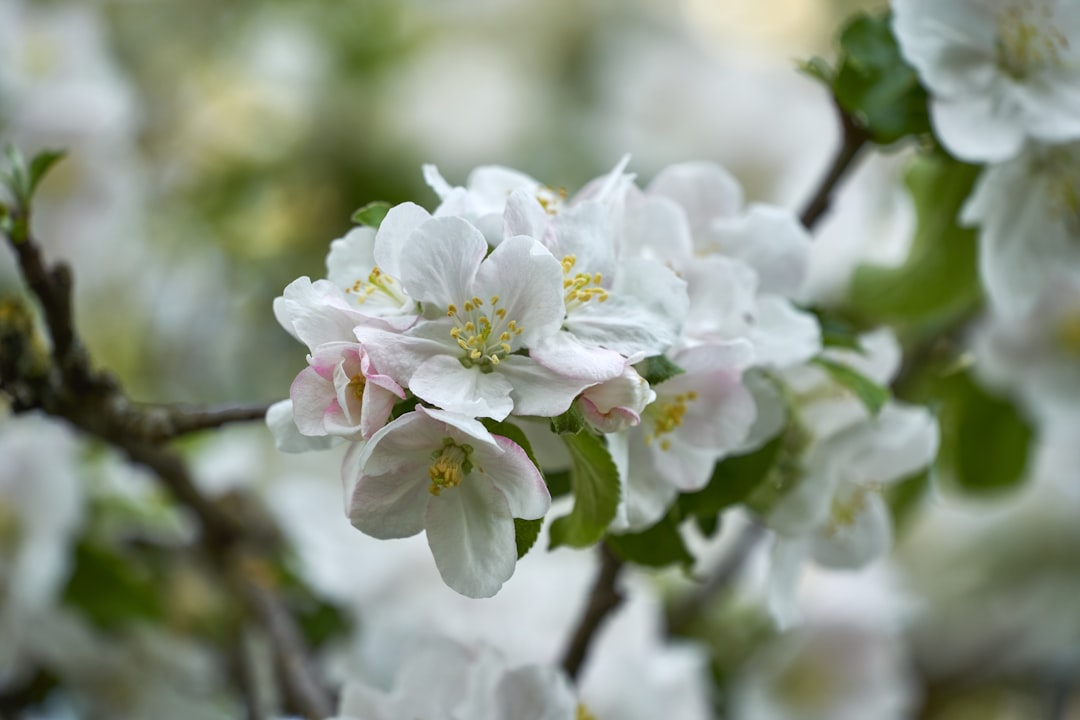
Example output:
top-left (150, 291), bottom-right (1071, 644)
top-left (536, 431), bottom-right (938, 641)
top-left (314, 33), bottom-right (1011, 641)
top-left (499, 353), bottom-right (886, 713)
top-left (560, 543), bottom-right (625, 682)
top-left (798, 103), bottom-right (871, 232)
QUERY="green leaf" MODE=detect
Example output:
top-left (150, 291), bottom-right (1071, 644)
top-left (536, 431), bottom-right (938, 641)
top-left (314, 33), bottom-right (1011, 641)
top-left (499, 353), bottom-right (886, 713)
top-left (848, 154), bottom-right (982, 327)
top-left (544, 469), bottom-right (571, 499)
top-left (813, 357), bottom-right (889, 416)
top-left (635, 355), bottom-right (685, 387)
top-left (62, 540), bottom-right (164, 630)
top-left (798, 56), bottom-right (834, 84)
top-left (27, 149), bottom-right (66, 197)
top-left (937, 370), bottom-right (1033, 493)
top-left (607, 512), bottom-right (693, 568)
top-left (549, 404), bottom-right (586, 435)
top-left (514, 517), bottom-right (543, 559)
top-left (351, 200), bottom-right (392, 228)
top-left (808, 308), bottom-right (864, 351)
top-left (549, 432), bottom-right (620, 549)
top-left (830, 12), bottom-right (931, 144)
top-left (679, 432), bottom-right (785, 520)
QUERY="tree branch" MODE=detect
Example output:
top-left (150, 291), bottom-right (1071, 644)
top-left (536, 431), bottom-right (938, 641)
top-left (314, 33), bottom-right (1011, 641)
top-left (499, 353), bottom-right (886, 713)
top-left (560, 543), bottom-right (625, 682)
top-left (799, 102), bottom-right (871, 232)
top-left (1, 222), bottom-right (332, 719)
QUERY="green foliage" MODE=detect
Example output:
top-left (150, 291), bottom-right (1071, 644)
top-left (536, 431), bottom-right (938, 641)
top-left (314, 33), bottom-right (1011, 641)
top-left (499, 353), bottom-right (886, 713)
top-left (1, 146), bottom-right (66, 217)
top-left (849, 154), bottom-right (982, 327)
top-left (549, 404), bottom-right (586, 435)
top-left (936, 370), bottom-right (1033, 493)
top-left (549, 432), bottom-right (620, 549)
top-left (635, 355), bottom-right (685, 386)
top-left (808, 308), bottom-right (865, 351)
top-left (351, 200), bottom-right (392, 228)
top-left (514, 517), bottom-right (543, 559)
top-left (62, 540), bottom-right (165, 630)
top-left (544, 469), bottom-right (571, 499)
top-left (813, 357), bottom-right (889, 416)
top-left (802, 12), bottom-right (931, 145)
top-left (679, 433), bottom-right (785, 521)
top-left (276, 558), bottom-right (351, 650)
top-left (607, 511), bottom-right (693, 568)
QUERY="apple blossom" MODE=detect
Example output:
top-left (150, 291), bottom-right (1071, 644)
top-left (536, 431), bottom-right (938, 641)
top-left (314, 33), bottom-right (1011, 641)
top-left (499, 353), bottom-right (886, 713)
top-left (344, 406), bottom-right (550, 597)
top-left (289, 341), bottom-right (405, 441)
top-left (576, 362), bottom-right (656, 434)
top-left (893, 0), bottom-right (1080, 162)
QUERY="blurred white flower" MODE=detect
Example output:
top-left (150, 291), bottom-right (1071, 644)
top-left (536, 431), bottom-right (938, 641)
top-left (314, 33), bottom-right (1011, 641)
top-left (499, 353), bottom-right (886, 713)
top-left (962, 140), bottom-right (1080, 313)
top-left (893, 0), bottom-right (1080, 162)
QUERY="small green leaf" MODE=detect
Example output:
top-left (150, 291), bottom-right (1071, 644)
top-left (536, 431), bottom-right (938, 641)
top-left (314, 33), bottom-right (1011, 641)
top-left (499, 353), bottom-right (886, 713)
top-left (544, 469), bottom-right (571, 499)
top-left (813, 357), bottom-right (889, 416)
top-left (679, 432), bottom-right (785, 520)
top-left (514, 517), bottom-right (543, 559)
top-left (937, 370), bottom-right (1033, 493)
top-left (635, 355), bottom-right (685, 386)
top-left (808, 308), bottom-right (864, 351)
top-left (607, 512), bottom-right (693, 568)
top-left (549, 405), bottom-right (586, 435)
top-left (351, 200), bottom-right (392, 228)
top-left (830, 12), bottom-right (931, 144)
top-left (62, 540), bottom-right (164, 630)
top-left (798, 56), bottom-right (834, 84)
top-left (549, 432), bottom-right (620, 549)
top-left (849, 155), bottom-right (982, 328)
top-left (27, 149), bottom-right (66, 196)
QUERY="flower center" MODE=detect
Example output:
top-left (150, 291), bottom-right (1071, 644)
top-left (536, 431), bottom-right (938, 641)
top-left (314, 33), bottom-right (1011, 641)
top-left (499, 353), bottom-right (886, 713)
top-left (347, 372), bottom-right (366, 401)
top-left (537, 186), bottom-right (567, 215)
top-left (575, 704), bottom-right (598, 720)
top-left (824, 483), bottom-right (882, 537)
top-left (1056, 310), bottom-right (1080, 356)
top-left (428, 439), bottom-right (474, 496)
top-left (644, 391), bottom-right (698, 451)
top-left (561, 255), bottom-right (609, 310)
top-left (448, 295), bottom-right (523, 372)
top-left (345, 266), bottom-right (408, 306)
top-left (995, 1), bottom-right (1069, 79)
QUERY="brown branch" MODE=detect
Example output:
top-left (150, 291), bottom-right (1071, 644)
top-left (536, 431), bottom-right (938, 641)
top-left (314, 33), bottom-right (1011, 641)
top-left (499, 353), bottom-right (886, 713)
top-left (666, 521), bottom-right (764, 636)
top-left (560, 543), bottom-right (625, 682)
top-left (2, 220), bottom-right (332, 718)
top-left (798, 102), bottom-right (871, 232)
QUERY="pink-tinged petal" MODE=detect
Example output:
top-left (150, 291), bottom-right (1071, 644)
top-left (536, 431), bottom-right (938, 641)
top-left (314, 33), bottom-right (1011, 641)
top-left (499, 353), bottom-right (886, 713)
top-left (274, 277), bottom-right (365, 350)
top-left (354, 325), bottom-right (447, 387)
top-left (646, 161), bottom-right (745, 239)
top-left (398, 216), bottom-right (487, 307)
top-left (580, 396), bottom-right (641, 434)
top-left (332, 361), bottom-right (363, 428)
top-left (359, 350), bottom-right (407, 398)
top-left (289, 367), bottom-right (338, 437)
top-left (372, 202), bottom-right (432, 279)
top-left (347, 466), bottom-right (429, 541)
top-left (529, 331), bottom-right (627, 383)
top-left (410, 355), bottom-right (515, 421)
top-left (425, 476), bottom-right (516, 598)
top-left (473, 235), bottom-right (565, 347)
top-left (497, 355), bottom-right (600, 418)
top-left (266, 399), bottom-right (340, 453)
top-left (479, 436), bottom-right (550, 520)
top-left (358, 383), bottom-right (401, 440)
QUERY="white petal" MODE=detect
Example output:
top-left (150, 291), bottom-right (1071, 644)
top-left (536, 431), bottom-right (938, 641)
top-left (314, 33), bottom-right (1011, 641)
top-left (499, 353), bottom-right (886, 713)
top-left (530, 330), bottom-right (630, 383)
top-left (347, 464), bottom-right (430, 540)
top-left (620, 195), bottom-right (694, 264)
top-left (766, 537), bottom-right (807, 630)
top-left (646, 161), bottom-right (744, 240)
top-left (746, 295), bottom-right (822, 369)
top-left (497, 355), bottom-right (599, 418)
top-left (707, 204), bottom-right (812, 297)
top-left (372, 202), bottom-right (432, 279)
top-left (809, 488), bottom-right (893, 569)
top-left (265, 399), bottom-right (339, 453)
top-left (479, 436), bottom-right (550, 520)
top-left (410, 354), bottom-right (516, 420)
top-left (398, 215), bottom-right (487, 307)
top-left (931, 94), bottom-right (1026, 163)
top-left (425, 476), bottom-right (516, 597)
top-left (327, 226), bottom-right (377, 289)
top-left (474, 234), bottom-right (566, 347)
top-left (289, 366), bottom-right (337, 436)
top-left (494, 666), bottom-right (578, 720)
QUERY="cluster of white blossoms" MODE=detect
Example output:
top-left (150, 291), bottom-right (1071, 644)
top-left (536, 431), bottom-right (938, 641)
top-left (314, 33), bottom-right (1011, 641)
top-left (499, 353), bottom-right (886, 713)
top-left (894, 0), bottom-right (1080, 427)
top-left (269, 157), bottom-right (939, 600)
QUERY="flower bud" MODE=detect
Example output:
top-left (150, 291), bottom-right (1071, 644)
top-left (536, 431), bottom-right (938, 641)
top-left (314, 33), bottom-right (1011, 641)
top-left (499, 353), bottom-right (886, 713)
top-left (577, 365), bottom-right (655, 433)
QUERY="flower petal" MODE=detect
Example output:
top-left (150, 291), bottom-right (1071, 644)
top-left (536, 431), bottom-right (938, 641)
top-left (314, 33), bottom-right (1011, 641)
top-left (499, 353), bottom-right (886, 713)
top-left (372, 201), bottom-right (432, 279)
top-left (425, 476), bottom-right (516, 598)
top-left (398, 215), bottom-right (487, 307)
top-left (410, 354), bottom-right (516, 420)
top-left (480, 436), bottom-right (550, 520)
top-left (473, 234), bottom-right (565, 347)
top-left (265, 399), bottom-right (340, 453)
top-left (498, 354), bottom-right (599, 418)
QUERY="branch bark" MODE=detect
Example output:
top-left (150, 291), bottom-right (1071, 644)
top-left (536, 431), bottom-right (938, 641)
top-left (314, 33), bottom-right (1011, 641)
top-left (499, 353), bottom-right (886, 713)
top-left (560, 543), bottom-right (625, 682)
top-left (1, 222), bottom-right (332, 719)
top-left (799, 102), bottom-right (871, 232)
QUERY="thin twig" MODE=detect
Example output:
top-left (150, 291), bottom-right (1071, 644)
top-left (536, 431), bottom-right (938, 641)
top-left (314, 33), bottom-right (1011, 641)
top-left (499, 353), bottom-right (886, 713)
top-left (666, 521), bottom-right (765, 636)
top-left (1, 222), bottom-right (333, 718)
top-left (798, 102), bottom-right (871, 232)
top-left (560, 543), bottom-right (625, 682)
